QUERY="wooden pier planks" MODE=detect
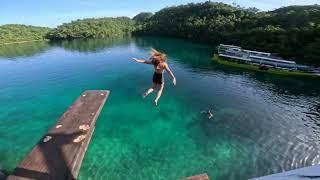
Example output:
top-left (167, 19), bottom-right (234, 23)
top-left (8, 90), bottom-right (110, 180)
top-left (183, 173), bottom-right (210, 180)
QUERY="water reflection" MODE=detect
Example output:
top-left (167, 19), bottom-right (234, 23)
top-left (132, 36), bottom-right (320, 177)
top-left (214, 67), bottom-right (320, 97)
top-left (133, 36), bottom-right (320, 97)
top-left (133, 36), bottom-right (214, 69)
top-left (0, 37), bottom-right (132, 59)
top-left (0, 41), bottom-right (50, 59)
top-left (1, 36), bottom-right (319, 98)
top-left (50, 37), bottom-right (132, 53)
top-left (0, 36), bottom-right (319, 179)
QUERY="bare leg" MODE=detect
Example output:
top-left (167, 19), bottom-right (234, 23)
top-left (143, 83), bottom-right (156, 98)
top-left (154, 83), bottom-right (164, 106)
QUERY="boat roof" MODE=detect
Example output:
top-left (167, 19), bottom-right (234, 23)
top-left (220, 44), bottom-right (241, 48)
top-left (219, 53), bottom-right (251, 61)
top-left (219, 44), bottom-right (297, 64)
top-left (250, 55), bottom-right (296, 64)
top-left (243, 49), bottom-right (271, 56)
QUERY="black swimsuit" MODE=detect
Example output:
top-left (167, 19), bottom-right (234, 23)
top-left (153, 72), bottom-right (163, 84)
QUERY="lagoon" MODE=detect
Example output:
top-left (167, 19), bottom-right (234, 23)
top-left (0, 37), bottom-right (319, 179)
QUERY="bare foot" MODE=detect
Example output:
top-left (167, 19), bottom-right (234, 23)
top-left (79, 124), bottom-right (90, 131)
top-left (43, 136), bottom-right (52, 143)
top-left (142, 92), bottom-right (148, 99)
top-left (73, 135), bottom-right (86, 143)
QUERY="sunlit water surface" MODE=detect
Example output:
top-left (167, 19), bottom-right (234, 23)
top-left (0, 37), bottom-right (319, 180)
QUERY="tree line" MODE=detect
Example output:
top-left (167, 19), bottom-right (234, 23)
top-left (46, 17), bottom-right (135, 40)
top-left (0, 24), bottom-right (50, 44)
top-left (0, 17), bottom-right (135, 43)
top-left (0, 2), bottom-right (319, 66)
top-left (134, 2), bottom-right (320, 66)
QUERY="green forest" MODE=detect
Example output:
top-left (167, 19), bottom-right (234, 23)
top-left (134, 2), bottom-right (320, 66)
top-left (0, 1), bottom-right (319, 66)
top-left (46, 17), bottom-right (135, 40)
top-left (0, 24), bottom-right (50, 44)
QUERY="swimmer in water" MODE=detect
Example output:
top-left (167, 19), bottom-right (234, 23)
top-left (208, 110), bottom-right (213, 119)
top-left (132, 48), bottom-right (176, 106)
top-left (201, 109), bottom-right (214, 119)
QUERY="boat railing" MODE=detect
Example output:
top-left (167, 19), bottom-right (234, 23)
top-left (243, 49), bottom-right (271, 57)
top-left (219, 53), bottom-right (251, 62)
top-left (249, 55), bottom-right (296, 64)
top-left (219, 44), bottom-right (241, 49)
top-left (217, 44), bottom-right (319, 72)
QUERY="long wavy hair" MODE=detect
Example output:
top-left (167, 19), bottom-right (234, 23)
top-left (150, 48), bottom-right (166, 66)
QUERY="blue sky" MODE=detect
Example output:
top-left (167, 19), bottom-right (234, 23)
top-left (0, 0), bottom-right (318, 27)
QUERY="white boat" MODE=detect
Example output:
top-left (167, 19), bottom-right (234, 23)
top-left (217, 44), bottom-right (319, 73)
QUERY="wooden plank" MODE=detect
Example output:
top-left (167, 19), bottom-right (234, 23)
top-left (182, 173), bottom-right (210, 180)
top-left (8, 90), bottom-right (110, 180)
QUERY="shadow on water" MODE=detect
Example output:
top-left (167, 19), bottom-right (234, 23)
top-left (214, 66), bottom-right (320, 97)
top-left (11, 131), bottom-right (83, 179)
top-left (0, 42), bottom-right (51, 60)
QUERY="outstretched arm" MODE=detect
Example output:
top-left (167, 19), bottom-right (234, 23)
top-left (165, 64), bottom-right (176, 86)
top-left (132, 58), bottom-right (152, 64)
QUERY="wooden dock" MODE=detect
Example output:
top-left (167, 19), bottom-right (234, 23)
top-left (7, 90), bottom-right (110, 180)
top-left (183, 173), bottom-right (209, 180)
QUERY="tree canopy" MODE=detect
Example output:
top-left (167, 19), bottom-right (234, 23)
top-left (0, 2), bottom-right (319, 66)
top-left (135, 2), bottom-right (320, 66)
top-left (133, 12), bottom-right (153, 22)
top-left (0, 24), bottom-right (50, 44)
top-left (46, 17), bottom-right (135, 40)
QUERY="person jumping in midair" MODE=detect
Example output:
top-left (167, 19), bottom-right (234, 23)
top-left (132, 48), bottom-right (176, 106)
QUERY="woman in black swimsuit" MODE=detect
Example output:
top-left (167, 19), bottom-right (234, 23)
top-left (132, 48), bottom-right (176, 106)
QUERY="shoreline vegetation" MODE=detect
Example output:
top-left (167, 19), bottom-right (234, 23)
top-left (0, 1), bottom-right (319, 66)
top-left (46, 17), bottom-right (135, 40)
top-left (0, 41), bottom-right (50, 59)
top-left (213, 54), bottom-right (319, 77)
top-left (0, 24), bottom-right (50, 45)
top-left (0, 39), bottom-right (47, 46)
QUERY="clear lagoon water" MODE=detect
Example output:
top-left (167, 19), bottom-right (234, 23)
top-left (0, 37), bottom-right (320, 180)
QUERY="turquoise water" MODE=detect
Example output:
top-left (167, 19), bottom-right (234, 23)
top-left (0, 37), bottom-right (320, 179)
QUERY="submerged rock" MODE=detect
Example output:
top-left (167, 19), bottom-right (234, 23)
top-left (0, 164), bottom-right (5, 180)
top-left (0, 172), bottom-right (4, 180)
